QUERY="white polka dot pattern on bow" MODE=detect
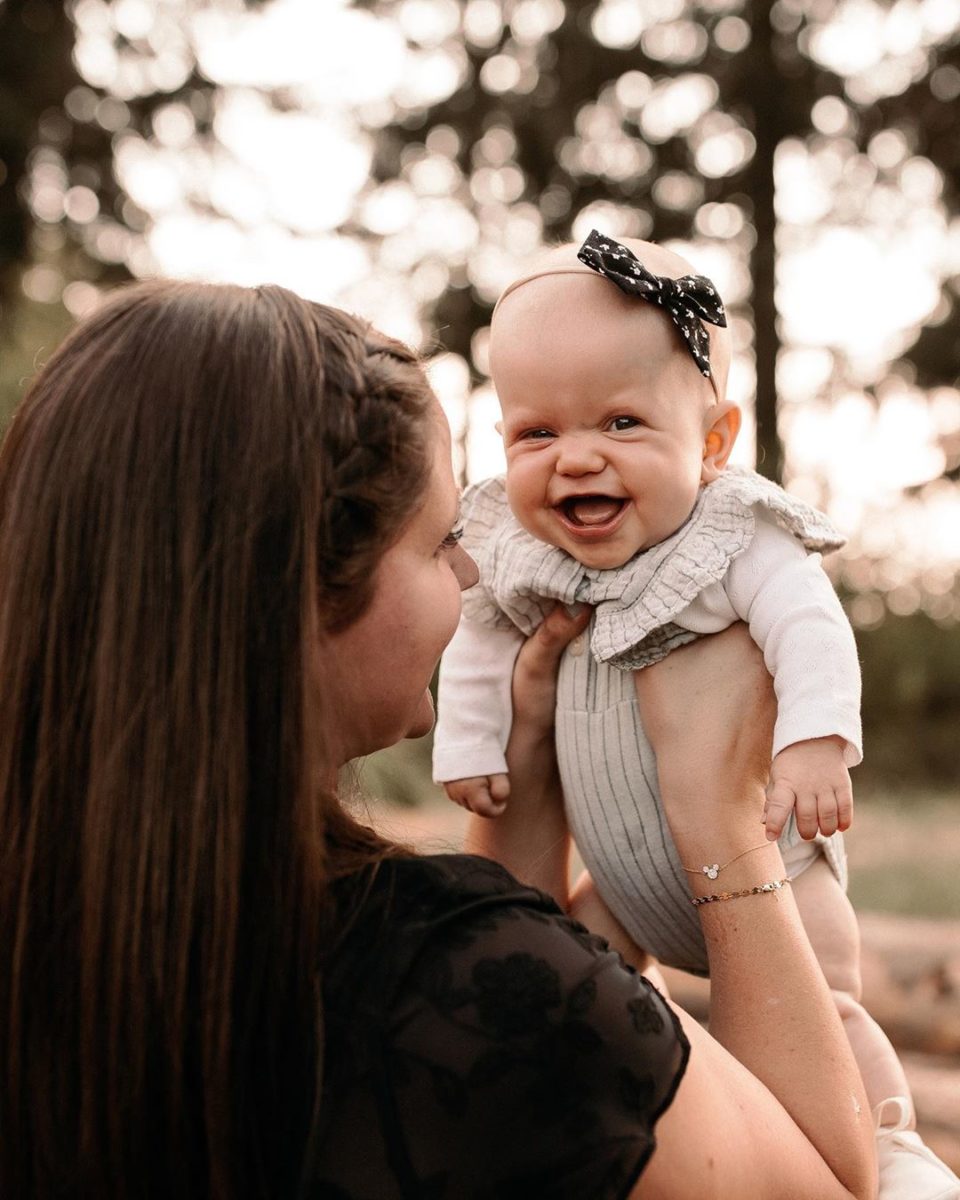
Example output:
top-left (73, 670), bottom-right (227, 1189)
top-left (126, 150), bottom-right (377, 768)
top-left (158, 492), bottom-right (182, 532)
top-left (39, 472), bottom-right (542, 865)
top-left (576, 228), bottom-right (727, 378)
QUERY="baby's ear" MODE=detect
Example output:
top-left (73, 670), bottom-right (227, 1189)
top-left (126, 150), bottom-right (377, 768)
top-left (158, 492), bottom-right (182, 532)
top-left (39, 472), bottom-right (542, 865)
top-left (495, 419), bottom-right (504, 437)
top-left (701, 401), bottom-right (741, 482)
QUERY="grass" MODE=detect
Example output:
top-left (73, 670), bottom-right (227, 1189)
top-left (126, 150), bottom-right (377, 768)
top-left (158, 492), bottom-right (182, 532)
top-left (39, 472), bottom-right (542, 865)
top-left (845, 786), bottom-right (960, 920)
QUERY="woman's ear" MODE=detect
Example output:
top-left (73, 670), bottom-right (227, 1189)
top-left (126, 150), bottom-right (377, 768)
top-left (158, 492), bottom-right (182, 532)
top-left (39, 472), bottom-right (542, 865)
top-left (700, 401), bottom-right (741, 482)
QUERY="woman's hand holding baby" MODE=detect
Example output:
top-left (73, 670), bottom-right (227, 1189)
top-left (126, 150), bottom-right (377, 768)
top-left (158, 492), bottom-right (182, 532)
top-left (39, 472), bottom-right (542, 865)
top-left (764, 737), bottom-right (853, 842)
top-left (633, 623), bottom-right (776, 856)
top-left (445, 603), bottom-right (592, 820)
top-left (463, 602), bottom-right (592, 902)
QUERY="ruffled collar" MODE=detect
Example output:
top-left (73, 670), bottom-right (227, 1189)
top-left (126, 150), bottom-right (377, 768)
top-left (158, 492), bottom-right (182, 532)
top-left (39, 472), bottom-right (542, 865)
top-left (460, 468), bottom-right (843, 666)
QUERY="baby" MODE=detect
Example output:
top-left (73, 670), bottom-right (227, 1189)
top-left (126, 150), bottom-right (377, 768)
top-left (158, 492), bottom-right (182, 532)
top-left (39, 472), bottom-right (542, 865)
top-left (433, 231), bottom-right (960, 1198)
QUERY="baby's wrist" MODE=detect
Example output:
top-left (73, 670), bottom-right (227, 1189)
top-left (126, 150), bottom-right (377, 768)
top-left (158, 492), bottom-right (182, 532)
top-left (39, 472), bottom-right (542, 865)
top-left (774, 734), bottom-right (846, 758)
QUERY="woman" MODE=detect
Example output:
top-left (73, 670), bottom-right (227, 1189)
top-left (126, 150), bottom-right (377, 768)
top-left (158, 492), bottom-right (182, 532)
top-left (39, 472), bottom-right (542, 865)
top-left (0, 281), bottom-right (876, 1198)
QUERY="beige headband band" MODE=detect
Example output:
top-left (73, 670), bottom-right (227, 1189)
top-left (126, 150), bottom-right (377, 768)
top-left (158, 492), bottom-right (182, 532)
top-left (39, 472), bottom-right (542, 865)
top-left (491, 265), bottom-right (600, 319)
top-left (492, 263), bottom-right (723, 401)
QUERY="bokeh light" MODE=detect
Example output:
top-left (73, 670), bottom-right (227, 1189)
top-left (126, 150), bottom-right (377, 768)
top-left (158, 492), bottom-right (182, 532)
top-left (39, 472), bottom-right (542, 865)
top-left (12, 0), bottom-right (960, 617)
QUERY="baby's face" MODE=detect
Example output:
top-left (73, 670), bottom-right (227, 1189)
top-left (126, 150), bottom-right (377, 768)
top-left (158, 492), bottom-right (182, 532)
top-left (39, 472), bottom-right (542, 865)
top-left (494, 274), bottom-right (717, 571)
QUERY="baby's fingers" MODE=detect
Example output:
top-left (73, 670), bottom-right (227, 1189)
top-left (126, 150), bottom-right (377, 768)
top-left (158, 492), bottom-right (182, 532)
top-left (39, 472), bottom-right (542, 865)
top-left (835, 780), bottom-right (853, 832)
top-left (817, 783), bottom-right (853, 836)
top-left (793, 790), bottom-right (820, 841)
top-left (445, 777), bottom-right (508, 818)
top-left (816, 789), bottom-right (840, 837)
top-left (472, 789), bottom-right (508, 818)
top-left (486, 773), bottom-right (510, 813)
top-left (444, 778), bottom-right (477, 807)
top-left (763, 779), bottom-right (796, 842)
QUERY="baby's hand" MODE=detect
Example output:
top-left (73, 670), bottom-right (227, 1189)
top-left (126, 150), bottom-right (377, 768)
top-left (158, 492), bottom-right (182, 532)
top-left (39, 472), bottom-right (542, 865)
top-left (763, 736), bottom-right (853, 842)
top-left (444, 773), bottom-right (510, 818)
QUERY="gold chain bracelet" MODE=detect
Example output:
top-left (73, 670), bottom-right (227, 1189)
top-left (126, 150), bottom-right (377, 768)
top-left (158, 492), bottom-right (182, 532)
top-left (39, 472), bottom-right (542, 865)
top-left (691, 877), bottom-right (792, 907)
top-left (682, 842), bottom-right (769, 881)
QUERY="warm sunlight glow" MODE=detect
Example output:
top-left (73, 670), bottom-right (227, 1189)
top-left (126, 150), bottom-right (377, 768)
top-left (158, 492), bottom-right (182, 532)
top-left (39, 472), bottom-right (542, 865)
top-left (57, 0), bottom-right (960, 600)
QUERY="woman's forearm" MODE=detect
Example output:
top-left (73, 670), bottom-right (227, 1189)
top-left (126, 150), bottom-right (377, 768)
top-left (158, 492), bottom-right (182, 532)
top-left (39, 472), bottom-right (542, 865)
top-left (463, 725), bottom-right (570, 904)
top-left (464, 605), bottom-right (590, 903)
top-left (634, 629), bottom-right (876, 1198)
top-left (683, 834), bottom-right (873, 1197)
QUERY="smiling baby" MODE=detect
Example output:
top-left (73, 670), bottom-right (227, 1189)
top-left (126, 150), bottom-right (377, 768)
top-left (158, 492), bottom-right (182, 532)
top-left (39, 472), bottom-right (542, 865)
top-left (430, 231), bottom-right (951, 1195)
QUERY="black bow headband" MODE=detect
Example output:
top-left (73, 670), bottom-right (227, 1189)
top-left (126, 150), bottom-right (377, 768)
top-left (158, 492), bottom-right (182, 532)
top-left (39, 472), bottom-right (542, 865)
top-left (576, 230), bottom-right (726, 379)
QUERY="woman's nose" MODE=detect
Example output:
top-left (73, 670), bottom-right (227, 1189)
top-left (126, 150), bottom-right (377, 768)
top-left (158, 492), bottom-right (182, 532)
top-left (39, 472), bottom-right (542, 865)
top-left (556, 433), bottom-right (605, 476)
top-left (453, 545), bottom-right (480, 591)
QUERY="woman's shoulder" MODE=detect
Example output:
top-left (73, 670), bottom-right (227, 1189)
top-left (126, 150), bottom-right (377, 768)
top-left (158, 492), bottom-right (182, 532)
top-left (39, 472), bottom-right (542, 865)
top-left (334, 851), bottom-right (558, 927)
top-left (325, 849), bottom-right (688, 1078)
top-left (326, 852), bottom-right (571, 992)
top-left (377, 848), bottom-right (544, 903)
top-left (319, 853), bottom-right (689, 1198)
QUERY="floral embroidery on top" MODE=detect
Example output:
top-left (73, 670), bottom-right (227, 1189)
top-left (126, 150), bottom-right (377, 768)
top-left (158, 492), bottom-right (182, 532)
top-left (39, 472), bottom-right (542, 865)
top-left (315, 853), bottom-right (690, 1199)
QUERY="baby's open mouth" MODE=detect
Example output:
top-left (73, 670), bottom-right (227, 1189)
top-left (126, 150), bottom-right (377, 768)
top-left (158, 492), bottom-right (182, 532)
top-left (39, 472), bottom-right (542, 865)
top-left (558, 496), bottom-right (626, 527)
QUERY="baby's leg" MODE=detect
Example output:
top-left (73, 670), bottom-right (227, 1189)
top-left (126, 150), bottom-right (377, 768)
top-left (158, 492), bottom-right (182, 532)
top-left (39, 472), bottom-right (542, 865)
top-left (791, 855), bottom-right (913, 1118)
top-left (568, 870), bottom-right (655, 976)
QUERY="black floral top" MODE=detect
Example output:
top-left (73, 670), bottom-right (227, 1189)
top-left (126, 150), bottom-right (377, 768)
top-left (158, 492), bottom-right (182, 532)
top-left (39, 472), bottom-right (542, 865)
top-left (315, 854), bottom-right (689, 1199)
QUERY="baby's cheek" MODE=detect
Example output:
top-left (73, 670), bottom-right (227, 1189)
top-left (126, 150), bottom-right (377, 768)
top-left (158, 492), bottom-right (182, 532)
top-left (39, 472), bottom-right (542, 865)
top-left (503, 466), bottom-right (529, 517)
top-left (506, 473), bottom-right (553, 544)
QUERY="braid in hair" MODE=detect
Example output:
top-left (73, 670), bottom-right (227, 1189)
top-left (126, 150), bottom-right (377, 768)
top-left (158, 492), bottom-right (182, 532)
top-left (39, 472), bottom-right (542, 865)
top-left (310, 313), bottom-right (435, 631)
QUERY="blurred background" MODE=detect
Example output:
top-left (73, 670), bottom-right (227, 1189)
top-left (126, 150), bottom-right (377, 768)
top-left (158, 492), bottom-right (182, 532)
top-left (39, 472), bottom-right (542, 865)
top-left (1, 0), bottom-right (958, 1163)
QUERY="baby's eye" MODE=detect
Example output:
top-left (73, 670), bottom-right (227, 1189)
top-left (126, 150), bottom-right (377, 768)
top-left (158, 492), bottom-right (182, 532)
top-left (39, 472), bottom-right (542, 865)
top-left (521, 428), bottom-right (555, 440)
top-left (609, 415), bottom-right (642, 432)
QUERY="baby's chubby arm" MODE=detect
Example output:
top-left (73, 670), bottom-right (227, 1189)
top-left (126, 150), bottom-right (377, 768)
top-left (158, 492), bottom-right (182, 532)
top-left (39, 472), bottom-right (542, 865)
top-left (432, 615), bottom-right (525, 817)
top-left (723, 516), bottom-right (862, 841)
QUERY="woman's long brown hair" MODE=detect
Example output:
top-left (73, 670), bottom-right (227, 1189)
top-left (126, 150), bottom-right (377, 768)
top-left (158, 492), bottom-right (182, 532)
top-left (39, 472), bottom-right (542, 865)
top-left (0, 281), bottom-right (434, 1197)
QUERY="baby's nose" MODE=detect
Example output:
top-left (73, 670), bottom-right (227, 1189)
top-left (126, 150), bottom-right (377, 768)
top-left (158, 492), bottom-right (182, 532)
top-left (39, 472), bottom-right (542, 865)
top-left (556, 433), bottom-right (605, 475)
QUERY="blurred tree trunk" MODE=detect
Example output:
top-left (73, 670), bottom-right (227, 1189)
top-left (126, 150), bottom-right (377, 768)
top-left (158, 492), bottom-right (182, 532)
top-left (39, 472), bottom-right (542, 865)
top-left (0, 0), bottom-right (88, 320)
top-left (367, 0), bottom-right (848, 488)
top-left (746, 0), bottom-right (783, 482)
top-left (0, 0), bottom-right (264, 338)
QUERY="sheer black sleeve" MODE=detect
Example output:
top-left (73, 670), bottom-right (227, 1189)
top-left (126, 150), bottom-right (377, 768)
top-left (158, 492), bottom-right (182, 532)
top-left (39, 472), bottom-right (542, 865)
top-left (316, 855), bottom-right (688, 1200)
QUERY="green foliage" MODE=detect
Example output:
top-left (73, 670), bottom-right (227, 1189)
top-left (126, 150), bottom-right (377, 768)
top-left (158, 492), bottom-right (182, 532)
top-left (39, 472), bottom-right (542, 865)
top-left (367, 0), bottom-right (960, 484)
top-left (857, 613), bottom-right (960, 788)
top-left (847, 788), bottom-right (960, 918)
top-left (357, 734), bottom-right (442, 809)
top-left (0, 0), bottom-right (125, 314)
top-left (0, 290), bottom-right (73, 423)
